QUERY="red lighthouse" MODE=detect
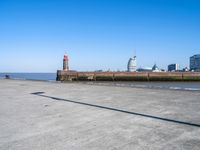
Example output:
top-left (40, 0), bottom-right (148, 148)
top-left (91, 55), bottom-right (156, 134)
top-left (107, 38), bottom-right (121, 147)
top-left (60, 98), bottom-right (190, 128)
top-left (63, 53), bottom-right (69, 71)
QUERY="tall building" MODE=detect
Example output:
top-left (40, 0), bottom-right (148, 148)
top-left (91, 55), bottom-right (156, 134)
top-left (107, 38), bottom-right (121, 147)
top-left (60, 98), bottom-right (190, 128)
top-left (127, 56), bottom-right (136, 72)
top-left (63, 53), bottom-right (69, 71)
top-left (190, 54), bottom-right (200, 71)
top-left (168, 64), bottom-right (179, 72)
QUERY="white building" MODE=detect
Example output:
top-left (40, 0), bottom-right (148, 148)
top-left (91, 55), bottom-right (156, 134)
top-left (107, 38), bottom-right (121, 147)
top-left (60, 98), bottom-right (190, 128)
top-left (137, 67), bottom-right (152, 72)
top-left (127, 56), bottom-right (136, 72)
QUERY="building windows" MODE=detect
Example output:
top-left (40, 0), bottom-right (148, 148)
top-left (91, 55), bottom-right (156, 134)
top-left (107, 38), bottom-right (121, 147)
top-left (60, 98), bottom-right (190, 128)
top-left (190, 54), bottom-right (200, 71)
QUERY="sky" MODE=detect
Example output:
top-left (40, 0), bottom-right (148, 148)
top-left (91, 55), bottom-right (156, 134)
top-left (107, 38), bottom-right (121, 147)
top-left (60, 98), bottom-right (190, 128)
top-left (0, 0), bottom-right (200, 72)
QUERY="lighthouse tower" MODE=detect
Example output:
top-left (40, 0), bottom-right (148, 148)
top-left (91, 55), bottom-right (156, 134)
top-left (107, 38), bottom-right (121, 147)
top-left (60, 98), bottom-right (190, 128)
top-left (63, 53), bottom-right (69, 71)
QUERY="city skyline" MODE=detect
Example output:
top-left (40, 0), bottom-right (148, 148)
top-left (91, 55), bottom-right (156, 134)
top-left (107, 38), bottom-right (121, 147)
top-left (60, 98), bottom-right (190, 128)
top-left (0, 0), bottom-right (200, 72)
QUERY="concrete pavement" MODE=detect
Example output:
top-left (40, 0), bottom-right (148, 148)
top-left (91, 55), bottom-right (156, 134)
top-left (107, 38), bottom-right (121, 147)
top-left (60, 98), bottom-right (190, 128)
top-left (0, 79), bottom-right (200, 150)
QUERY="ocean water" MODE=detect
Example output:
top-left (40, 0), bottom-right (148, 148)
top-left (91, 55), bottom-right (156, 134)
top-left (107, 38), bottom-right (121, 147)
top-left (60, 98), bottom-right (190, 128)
top-left (84, 81), bottom-right (200, 91)
top-left (0, 73), bottom-right (56, 81)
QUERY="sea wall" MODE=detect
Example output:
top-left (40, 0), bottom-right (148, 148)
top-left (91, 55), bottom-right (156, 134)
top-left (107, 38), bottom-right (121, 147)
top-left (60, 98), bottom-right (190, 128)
top-left (56, 70), bottom-right (200, 81)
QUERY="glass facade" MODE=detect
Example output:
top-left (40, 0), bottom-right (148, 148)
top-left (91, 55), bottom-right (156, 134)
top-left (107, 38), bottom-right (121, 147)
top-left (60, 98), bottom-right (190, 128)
top-left (168, 64), bottom-right (179, 71)
top-left (190, 54), bottom-right (200, 71)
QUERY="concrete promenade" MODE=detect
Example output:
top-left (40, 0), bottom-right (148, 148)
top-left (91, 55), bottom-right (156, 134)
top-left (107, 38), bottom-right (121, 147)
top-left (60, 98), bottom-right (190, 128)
top-left (0, 79), bottom-right (200, 150)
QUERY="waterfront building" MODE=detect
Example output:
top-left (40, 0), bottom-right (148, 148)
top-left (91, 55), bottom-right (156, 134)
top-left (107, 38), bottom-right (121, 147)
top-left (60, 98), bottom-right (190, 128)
top-left (152, 64), bottom-right (161, 72)
top-left (190, 54), bottom-right (200, 71)
top-left (182, 67), bottom-right (189, 72)
top-left (137, 67), bottom-right (152, 72)
top-left (127, 56), bottom-right (136, 72)
top-left (168, 64), bottom-right (179, 72)
top-left (63, 53), bottom-right (69, 71)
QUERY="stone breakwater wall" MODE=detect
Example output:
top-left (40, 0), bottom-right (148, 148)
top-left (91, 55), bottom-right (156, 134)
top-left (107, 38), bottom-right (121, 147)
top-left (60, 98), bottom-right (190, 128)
top-left (57, 70), bottom-right (200, 81)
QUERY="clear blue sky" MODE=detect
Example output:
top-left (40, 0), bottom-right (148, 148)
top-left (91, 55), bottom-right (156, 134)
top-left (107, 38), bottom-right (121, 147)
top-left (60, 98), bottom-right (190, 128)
top-left (0, 0), bottom-right (200, 72)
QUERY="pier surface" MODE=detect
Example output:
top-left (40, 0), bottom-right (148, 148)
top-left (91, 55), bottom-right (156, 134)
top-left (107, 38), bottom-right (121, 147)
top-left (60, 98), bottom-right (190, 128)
top-left (0, 79), bottom-right (200, 150)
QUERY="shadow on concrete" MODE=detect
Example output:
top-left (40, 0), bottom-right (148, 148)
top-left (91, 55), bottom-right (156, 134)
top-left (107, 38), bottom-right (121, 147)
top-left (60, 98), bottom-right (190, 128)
top-left (31, 92), bottom-right (200, 128)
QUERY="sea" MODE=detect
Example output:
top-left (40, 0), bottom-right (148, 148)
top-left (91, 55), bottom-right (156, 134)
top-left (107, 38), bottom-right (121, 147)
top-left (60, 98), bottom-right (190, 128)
top-left (0, 72), bottom-right (200, 91)
top-left (0, 73), bottom-right (56, 81)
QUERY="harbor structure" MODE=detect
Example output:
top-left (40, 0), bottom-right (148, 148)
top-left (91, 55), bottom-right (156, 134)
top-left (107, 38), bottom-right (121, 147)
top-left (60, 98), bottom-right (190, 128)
top-left (190, 54), bottom-right (200, 71)
top-left (57, 53), bottom-right (200, 81)
top-left (57, 70), bottom-right (200, 81)
top-left (127, 56), bottom-right (136, 72)
top-left (168, 64), bottom-right (179, 72)
top-left (63, 53), bottom-right (69, 71)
